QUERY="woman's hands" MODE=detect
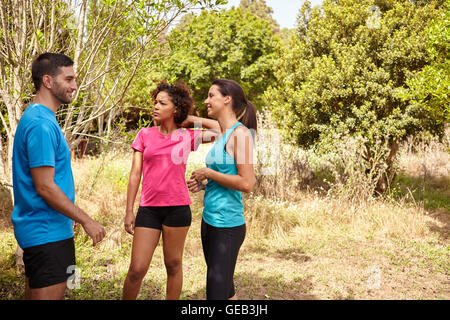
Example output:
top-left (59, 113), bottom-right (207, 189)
top-left (188, 167), bottom-right (211, 193)
top-left (187, 178), bottom-right (203, 193)
top-left (190, 167), bottom-right (211, 182)
top-left (187, 177), bottom-right (208, 193)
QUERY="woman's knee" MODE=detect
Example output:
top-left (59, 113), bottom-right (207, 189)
top-left (164, 258), bottom-right (182, 276)
top-left (127, 264), bottom-right (148, 282)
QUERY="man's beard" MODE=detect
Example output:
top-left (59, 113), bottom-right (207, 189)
top-left (51, 83), bottom-right (72, 105)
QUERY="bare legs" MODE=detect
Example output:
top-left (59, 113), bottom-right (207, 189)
top-left (162, 225), bottom-right (190, 299)
top-left (122, 227), bottom-right (160, 300)
top-left (122, 225), bottom-right (189, 300)
top-left (23, 278), bottom-right (67, 300)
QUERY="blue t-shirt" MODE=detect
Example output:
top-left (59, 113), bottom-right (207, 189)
top-left (203, 122), bottom-right (245, 228)
top-left (11, 103), bottom-right (75, 248)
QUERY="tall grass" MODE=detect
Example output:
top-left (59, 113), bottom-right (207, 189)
top-left (397, 132), bottom-right (450, 181)
top-left (245, 110), bottom-right (450, 241)
top-left (254, 110), bottom-right (392, 206)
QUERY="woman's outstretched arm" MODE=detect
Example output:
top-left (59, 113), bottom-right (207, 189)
top-left (182, 115), bottom-right (220, 144)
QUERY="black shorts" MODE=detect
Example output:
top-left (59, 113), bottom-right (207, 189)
top-left (23, 237), bottom-right (76, 289)
top-left (135, 205), bottom-right (192, 230)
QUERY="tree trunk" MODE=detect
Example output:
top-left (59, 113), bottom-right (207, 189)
top-left (376, 139), bottom-right (399, 194)
top-left (0, 141), bottom-right (6, 186)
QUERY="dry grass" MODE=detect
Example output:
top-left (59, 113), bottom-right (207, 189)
top-left (239, 193), bottom-right (449, 299)
top-left (398, 134), bottom-right (450, 180)
top-left (0, 188), bottom-right (12, 230)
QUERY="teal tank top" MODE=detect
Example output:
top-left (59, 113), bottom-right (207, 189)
top-left (202, 122), bottom-right (245, 228)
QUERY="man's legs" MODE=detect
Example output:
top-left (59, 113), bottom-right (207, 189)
top-left (24, 277), bottom-right (67, 300)
top-left (22, 238), bottom-right (76, 300)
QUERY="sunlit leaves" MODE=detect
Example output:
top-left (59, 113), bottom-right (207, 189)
top-left (163, 6), bottom-right (279, 113)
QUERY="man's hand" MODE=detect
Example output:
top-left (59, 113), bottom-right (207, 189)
top-left (81, 217), bottom-right (106, 246)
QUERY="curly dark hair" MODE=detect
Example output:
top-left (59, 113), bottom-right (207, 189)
top-left (151, 80), bottom-right (193, 125)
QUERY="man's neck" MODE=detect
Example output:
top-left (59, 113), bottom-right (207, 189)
top-left (32, 91), bottom-right (60, 113)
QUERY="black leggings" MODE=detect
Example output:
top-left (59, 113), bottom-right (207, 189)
top-left (201, 219), bottom-right (246, 300)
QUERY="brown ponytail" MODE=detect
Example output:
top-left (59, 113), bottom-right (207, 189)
top-left (236, 100), bottom-right (257, 132)
top-left (212, 79), bottom-right (257, 131)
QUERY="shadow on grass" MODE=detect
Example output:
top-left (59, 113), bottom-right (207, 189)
top-left (235, 271), bottom-right (317, 300)
top-left (393, 173), bottom-right (450, 212)
top-left (64, 276), bottom-right (165, 300)
top-left (68, 271), bottom-right (317, 300)
top-left (183, 244), bottom-right (317, 300)
top-left (427, 210), bottom-right (450, 240)
top-left (0, 239), bottom-right (317, 300)
top-left (245, 242), bottom-right (312, 264)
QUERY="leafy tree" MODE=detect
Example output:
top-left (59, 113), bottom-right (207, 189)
top-left (397, 0), bottom-right (449, 135)
top-left (163, 7), bottom-right (279, 114)
top-left (264, 0), bottom-right (446, 193)
top-left (239, 0), bottom-right (279, 33)
top-left (119, 55), bottom-right (167, 131)
top-left (0, 0), bottom-right (72, 191)
top-left (0, 0), bottom-right (221, 192)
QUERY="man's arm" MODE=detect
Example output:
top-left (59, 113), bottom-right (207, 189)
top-left (30, 166), bottom-right (106, 246)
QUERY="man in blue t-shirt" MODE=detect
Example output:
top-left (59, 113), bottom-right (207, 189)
top-left (12, 53), bottom-right (106, 300)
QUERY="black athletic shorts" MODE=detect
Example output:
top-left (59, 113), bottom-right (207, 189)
top-left (23, 237), bottom-right (76, 289)
top-left (135, 205), bottom-right (192, 230)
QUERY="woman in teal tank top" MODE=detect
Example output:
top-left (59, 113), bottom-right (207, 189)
top-left (186, 79), bottom-right (257, 300)
top-left (202, 121), bottom-right (245, 227)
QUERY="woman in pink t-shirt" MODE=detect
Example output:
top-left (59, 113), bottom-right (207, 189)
top-left (122, 81), bottom-right (207, 300)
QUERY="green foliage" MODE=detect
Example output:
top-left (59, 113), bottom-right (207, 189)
top-left (238, 0), bottom-right (280, 32)
top-left (397, 1), bottom-right (450, 136)
top-left (267, 0), bottom-right (445, 147)
top-left (393, 173), bottom-right (450, 211)
top-left (162, 7), bottom-right (279, 114)
top-left (264, 0), bottom-right (446, 192)
top-left (119, 57), bottom-right (165, 130)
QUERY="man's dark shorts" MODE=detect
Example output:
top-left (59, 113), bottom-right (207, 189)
top-left (23, 237), bottom-right (76, 289)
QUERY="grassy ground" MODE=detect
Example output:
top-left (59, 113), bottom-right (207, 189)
top-left (0, 142), bottom-right (449, 300)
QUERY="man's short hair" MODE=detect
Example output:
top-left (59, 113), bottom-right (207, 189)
top-left (31, 53), bottom-right (74, 91)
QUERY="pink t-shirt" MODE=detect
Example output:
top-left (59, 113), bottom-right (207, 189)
top-left (131, 126), bottom-right (200, 207)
